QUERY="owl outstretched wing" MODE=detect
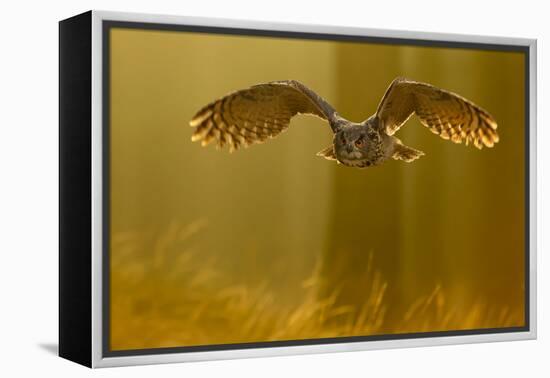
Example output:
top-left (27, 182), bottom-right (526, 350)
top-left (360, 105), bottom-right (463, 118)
top-left (375, 77), bottom-right (498, 149)
top-left (190, 80), bottom-right (337, 152)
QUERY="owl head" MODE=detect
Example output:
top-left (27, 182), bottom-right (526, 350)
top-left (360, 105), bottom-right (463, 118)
top-left (333, 125), bottom-right (381, 168)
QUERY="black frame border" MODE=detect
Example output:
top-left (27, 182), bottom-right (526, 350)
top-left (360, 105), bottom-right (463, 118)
top-left (59, 11), bottom-right (93, 367)
top-left (101, 20), bottom-right (531, 358)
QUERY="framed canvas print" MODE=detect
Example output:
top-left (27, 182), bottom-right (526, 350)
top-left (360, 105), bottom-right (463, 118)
top-left (59, 10), bottom-right (537, 368)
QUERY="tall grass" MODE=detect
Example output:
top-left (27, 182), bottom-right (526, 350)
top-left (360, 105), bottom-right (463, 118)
top-left (110, 221), bottom-right (523, 350)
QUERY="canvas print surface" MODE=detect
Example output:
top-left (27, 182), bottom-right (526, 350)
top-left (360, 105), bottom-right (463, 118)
top-left (106, 25), bottom-right (526, 352)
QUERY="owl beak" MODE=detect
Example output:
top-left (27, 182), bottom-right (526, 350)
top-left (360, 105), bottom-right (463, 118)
top-left (346, 145), bottom-right (353, 154)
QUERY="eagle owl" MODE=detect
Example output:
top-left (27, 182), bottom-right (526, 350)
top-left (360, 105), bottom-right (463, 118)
top-left (189, 77), bottom-right (498, 168)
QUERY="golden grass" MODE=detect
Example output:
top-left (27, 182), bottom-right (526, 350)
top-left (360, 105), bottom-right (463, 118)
top-left (110, 221), bottom-right (524, 350)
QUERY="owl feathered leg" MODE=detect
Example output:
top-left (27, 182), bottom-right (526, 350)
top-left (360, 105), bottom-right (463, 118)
top-left (316, 145), bottom-right (339, 162)
top-left (392, 139), bottom-right (425, 163)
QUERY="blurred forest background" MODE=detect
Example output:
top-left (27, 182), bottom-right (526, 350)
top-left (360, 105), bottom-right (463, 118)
top-left (109, 28), bottom-right (526, 350)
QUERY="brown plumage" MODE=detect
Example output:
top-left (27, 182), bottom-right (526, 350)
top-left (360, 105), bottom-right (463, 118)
top-left (189, 80), bottom-right (334, 152)
top-left (376, 78), bottom-right (499, 149)
top-left (189, 78), bottom-right (498, 168)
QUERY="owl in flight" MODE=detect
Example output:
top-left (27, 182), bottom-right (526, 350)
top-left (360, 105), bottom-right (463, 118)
top-left (190, 77), bottom-right (498, 168)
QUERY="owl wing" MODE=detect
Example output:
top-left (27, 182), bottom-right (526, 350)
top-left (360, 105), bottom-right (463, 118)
top-left (375, 77), bottom-right (499, 149)
top-left (190, 80), bottom-right (337, 152)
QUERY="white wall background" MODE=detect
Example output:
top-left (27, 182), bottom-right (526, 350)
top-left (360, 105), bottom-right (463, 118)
top-left (0, 0), bottom-right (546, 376)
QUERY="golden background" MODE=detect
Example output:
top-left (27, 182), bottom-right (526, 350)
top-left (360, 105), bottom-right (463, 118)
top-left (109, 28), bottom-right (526, 350)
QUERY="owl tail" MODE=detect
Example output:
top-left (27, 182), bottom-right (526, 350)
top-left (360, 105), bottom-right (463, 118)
top-left (392, 140), bottom-right (425, 163)
top-left (316, 145), bottom-right (338, 162)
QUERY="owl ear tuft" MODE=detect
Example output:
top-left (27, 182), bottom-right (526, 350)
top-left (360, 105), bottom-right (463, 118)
top-left (316, 145), bottom-right (338, 161)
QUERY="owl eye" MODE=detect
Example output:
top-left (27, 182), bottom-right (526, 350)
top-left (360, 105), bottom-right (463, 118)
top-left (355, 139), bottom-right (364, 148)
